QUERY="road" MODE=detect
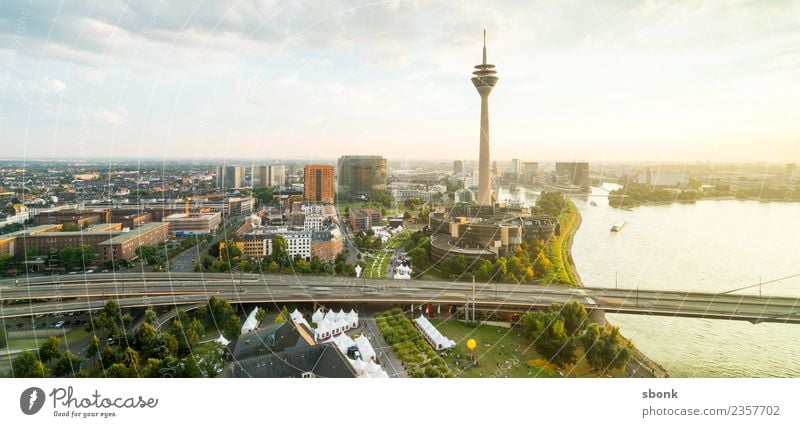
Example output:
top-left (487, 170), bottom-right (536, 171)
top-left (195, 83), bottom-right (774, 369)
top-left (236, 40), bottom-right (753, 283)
top-left (2, 273), bottom-right (800, 324)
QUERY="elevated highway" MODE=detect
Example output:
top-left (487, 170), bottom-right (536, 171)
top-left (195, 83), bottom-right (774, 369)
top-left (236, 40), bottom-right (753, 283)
top-left (2, 273), bottom-right (799, 324)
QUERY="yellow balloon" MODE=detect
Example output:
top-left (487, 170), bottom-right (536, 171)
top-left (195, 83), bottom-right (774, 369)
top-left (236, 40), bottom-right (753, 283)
top-left (466, 339), bottom-right (477, 350)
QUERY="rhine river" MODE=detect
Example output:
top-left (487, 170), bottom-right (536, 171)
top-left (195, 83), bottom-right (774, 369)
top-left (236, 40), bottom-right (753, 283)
top-left (499, 184), bottom-right (800, 377)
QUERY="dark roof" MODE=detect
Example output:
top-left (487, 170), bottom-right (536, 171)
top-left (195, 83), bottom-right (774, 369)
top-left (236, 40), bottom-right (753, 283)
top-left (221, 343), bottom-right (356, 378)
top-left (232, 320), bottom-right (312, 360)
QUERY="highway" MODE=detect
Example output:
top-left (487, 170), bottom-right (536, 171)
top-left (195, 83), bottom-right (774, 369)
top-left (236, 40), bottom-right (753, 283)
top-left (2, 273), bottom-right (800, 324)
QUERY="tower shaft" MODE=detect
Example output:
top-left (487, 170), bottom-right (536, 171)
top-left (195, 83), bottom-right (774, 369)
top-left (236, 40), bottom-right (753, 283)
top-left (471, 30), bottom-right (498, 207)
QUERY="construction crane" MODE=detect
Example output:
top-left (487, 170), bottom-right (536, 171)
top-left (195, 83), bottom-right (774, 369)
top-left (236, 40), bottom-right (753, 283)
top-left (185, 193), bottom-right (224, 215)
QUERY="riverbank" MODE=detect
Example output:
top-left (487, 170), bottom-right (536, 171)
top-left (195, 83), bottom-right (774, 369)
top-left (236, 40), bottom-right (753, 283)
top-left (561, 202), bottom-right (670, 378)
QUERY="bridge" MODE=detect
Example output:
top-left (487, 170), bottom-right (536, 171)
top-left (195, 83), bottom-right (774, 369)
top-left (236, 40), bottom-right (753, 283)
top-left (2, 273), bottom-right (799, 324)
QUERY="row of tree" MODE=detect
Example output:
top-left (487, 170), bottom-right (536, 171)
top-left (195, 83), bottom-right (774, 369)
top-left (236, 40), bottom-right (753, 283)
top-left (522, 302), bottom-right (632, 372)
top-left (8, 297), bottom-right (240, 378)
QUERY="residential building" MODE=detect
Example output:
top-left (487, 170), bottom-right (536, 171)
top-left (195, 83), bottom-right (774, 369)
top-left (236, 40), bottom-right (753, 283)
top-left (303, 165), bottom-right (334, 203)
top-left (163, 212), bottom-right (222, 236)
top-left (348, 207), bottom-right (381, 232)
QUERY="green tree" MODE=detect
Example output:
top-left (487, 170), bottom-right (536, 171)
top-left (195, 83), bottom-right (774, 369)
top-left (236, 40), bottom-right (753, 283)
top-left (122, 347), bottom-right (141, 368)
top-left (86, 335), bottom-right (101, 364)
top-left (223, 314), bottom-right (241, 340)
top-left (141, 358), bottom-right (165, 378)
top-left (58, 244), bottom-right (96, 271)
top-left (144, 309), bottom-right (158, 325)
top-left (12, 350), bottom-right (48, 378)
top-left (135, 323), bottom-right (159, 359)
top-left (580, 324), bottom-right (633, 372)
top-left (0, 253), bottom-right (13, 274)
top-left (522, 311), bottom-right (577, 368)
top-left (0, 324), bottom-right (7, 349)
top-left (39, 336), bottom-right (61, 367)
top-left (53, 351), bottom-right (81, 377)
top-left (255, 307), bottom-right (267, 322)
top-left (104, 363), bottom-right (131, 378)
top-left (220, 240), bottom-right (241, 261)
top-left (551, 302), bottom-right (588, 336)
top-left (191, 342), bottom-right (226, 378)
top-left (272, 235), bottom-right (289, 267)
top-left (274, 305), bottom-right (290, 324)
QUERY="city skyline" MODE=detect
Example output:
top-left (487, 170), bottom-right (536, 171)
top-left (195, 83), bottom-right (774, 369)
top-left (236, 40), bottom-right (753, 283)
top-left (1, 0), bottom-right (799, 162)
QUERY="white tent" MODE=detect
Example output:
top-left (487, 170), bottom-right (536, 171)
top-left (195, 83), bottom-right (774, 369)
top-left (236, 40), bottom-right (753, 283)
top-left (346, 309), bottom-right (359, 328)
top-left (332, 333), bottom-right (355, 353)
top-left (315, 318), bottom-right (333, 340)
top-left (241, 307), bottom-right (260, 335)
top-left (349, 358), bottom-right (368, 377)
top-left (311, 308), bottom-right (325, 324)
top-left (354, 335), bottom-right (376, 361)
top-left (290, 308), bottom-right (303, 321)
top-left (415, 315), bottom-right (456, 350)
top-left (324, 310), bottom-right (340, 323)
top-left (214, 334), bottom-right (230, 346)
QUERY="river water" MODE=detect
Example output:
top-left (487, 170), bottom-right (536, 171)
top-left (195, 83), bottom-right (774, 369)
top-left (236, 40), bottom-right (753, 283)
top-left (498, 184), bottom-right (800, 377)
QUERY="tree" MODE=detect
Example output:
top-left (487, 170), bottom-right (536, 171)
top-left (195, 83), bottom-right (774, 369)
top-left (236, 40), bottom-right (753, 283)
top-left (122, 347), bottom-right (141, 368)
top-left (0, 253), bottom-right (13, 275)
top-left (104, 363), bottom-right (131, 378)
top-left (522, 311), bottom-right (577, 368)
top-left (12, 351), bottom-right (48, 377)
top-left (53, 351), bottom-right (81, 377)
top-left (580, 324), bottom-right (633, 372)
top-left (39, 336), bottom-right (61, 367)
top-left (220, 240), bottom-right (241, 261)
top-left (255, 307), bottom-right (267, 322)
top-left (144, 309), bottom-right (158, 325)
top-left (135, 323), bottom-right (159, 359)
top-left (0, 324), bottom-right (7, 349)
top-left (223, 314), bottom-right (241, 340)
top-left (58, 244), bottom-right (96, 271)
top-left (191, 342), bottom-right (226, 378)
top-left (86, 335), bottom-right (101, 364)
top-left (141, 358), bottom-right (165, 378)
top-left (274, 306), bottom-right (290, 324)
top-left (551, 302), bottom-right (588, 336)
top-left (272, 235), bottom-right (289, 267)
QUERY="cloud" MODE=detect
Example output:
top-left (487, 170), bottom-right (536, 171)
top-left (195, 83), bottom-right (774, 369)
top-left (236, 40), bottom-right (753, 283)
top-left (36, 78), bottom-right (66, 94)
top-left (79, 68), bottom-right (105, 85)
top-left (79, 107), bottom-right (128, 125)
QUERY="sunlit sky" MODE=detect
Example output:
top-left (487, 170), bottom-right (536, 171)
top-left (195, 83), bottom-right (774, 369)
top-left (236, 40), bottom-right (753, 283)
top-left (1, 0), bottom-right (799, 163)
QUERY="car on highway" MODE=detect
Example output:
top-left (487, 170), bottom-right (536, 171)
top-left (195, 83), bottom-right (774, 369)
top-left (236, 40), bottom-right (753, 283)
top-left (53, 321), bottom-right (65, 328)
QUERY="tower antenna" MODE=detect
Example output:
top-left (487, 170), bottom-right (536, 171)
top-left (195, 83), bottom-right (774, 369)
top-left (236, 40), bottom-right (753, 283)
top-left (482, 29), bottom-right (487, 64)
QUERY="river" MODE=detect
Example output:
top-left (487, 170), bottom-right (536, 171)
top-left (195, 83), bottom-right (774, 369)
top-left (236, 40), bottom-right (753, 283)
top-left (498, 184), bottom-right (800, 377)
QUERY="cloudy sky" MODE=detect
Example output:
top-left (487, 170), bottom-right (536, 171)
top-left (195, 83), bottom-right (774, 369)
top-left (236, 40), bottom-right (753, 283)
top-left (1, 0), bottom-right (798, 163)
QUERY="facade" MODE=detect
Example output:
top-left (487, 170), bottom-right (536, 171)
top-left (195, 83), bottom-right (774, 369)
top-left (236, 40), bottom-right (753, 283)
top-left (227, 196), bottom-right (254, 216)
top-left (521, 162), bottom-right (539, 184)
top-left (336, 155), bottom-right (388, 195)
top-left (511, 158), bottom-right (520, 175)
top-left (472, 31), bottom-right (499, 207)
top-left (453, 160), bottom-right (463, 175)
top-left (555, 162), bottom-right (590, 189)
top-left (163, 212), bottom-right (222, 236)
top-left (303, 165), bottom-right (335, 203)
top-left (348, 208), bottom-right (381, 232)
top-left (236, 230), bottom-right (312, 260)
top-left (33, 210), bottom-right (102, 227)
top-left (216, 166), bottom-right (244, 189)
top-left (96, 222), bottom-right (171, 264)
top-left (254, 166), bottom-right (269, 188)
top-left (269, 165), bottom-right (287, 187)
top-left (0, 222), bottom-right (169, 266)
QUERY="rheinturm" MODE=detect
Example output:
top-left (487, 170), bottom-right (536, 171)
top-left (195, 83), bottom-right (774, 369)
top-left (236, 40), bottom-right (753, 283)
top-left (471, 30), bottom-right (498, 208)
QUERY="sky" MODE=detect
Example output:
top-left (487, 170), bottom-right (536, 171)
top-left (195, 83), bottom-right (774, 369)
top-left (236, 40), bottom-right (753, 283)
top-left (0, 0), bottom-right (798, 163)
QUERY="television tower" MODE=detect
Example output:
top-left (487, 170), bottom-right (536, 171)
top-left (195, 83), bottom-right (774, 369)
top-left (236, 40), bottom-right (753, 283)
top-left (472, 30), bottom-right (498, 207)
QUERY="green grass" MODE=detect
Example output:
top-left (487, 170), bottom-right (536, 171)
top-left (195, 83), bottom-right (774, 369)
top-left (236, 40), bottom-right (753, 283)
top-left (364, 230), bottom-right (414, 278)
top-left (544, 200), bottom-right (580, 285)
top-left (433, 319), bottom-right (561, 378)
top-left (5, 326), bottom-right (90, 351)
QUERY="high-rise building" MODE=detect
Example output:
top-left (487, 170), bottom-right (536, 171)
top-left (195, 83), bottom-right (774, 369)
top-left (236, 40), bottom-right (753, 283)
top-left (254, 166), bottom-right (269, 188)
top-left (269, 165), bottom-right (287, 187)
top-left (216, 166), bottom-right (244, 189)
top-left (511, 159), bottom-right (520, 174)
top-left (472, 30), bottom-right (499, 207)
top-left (555, 162), bottom-right (590, 189)
top-left (453, 160), bottom-right (463, 175)
top-left (304, 165), bottom-right (335, 203)
top-left (521, 162), bottom-right (538, 184)
top-left (337, 155), bottom-right (388, 195)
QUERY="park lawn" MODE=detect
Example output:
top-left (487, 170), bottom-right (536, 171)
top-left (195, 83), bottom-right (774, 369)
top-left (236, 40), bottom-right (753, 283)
top-left (6, 326), bottom-right (90, 350)
top-left (434, 319), bottom-right (627, 378)
top-left (433, 319), bottom-right (561, 378)
top-left (364, 230), bottom-right (415, 278)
